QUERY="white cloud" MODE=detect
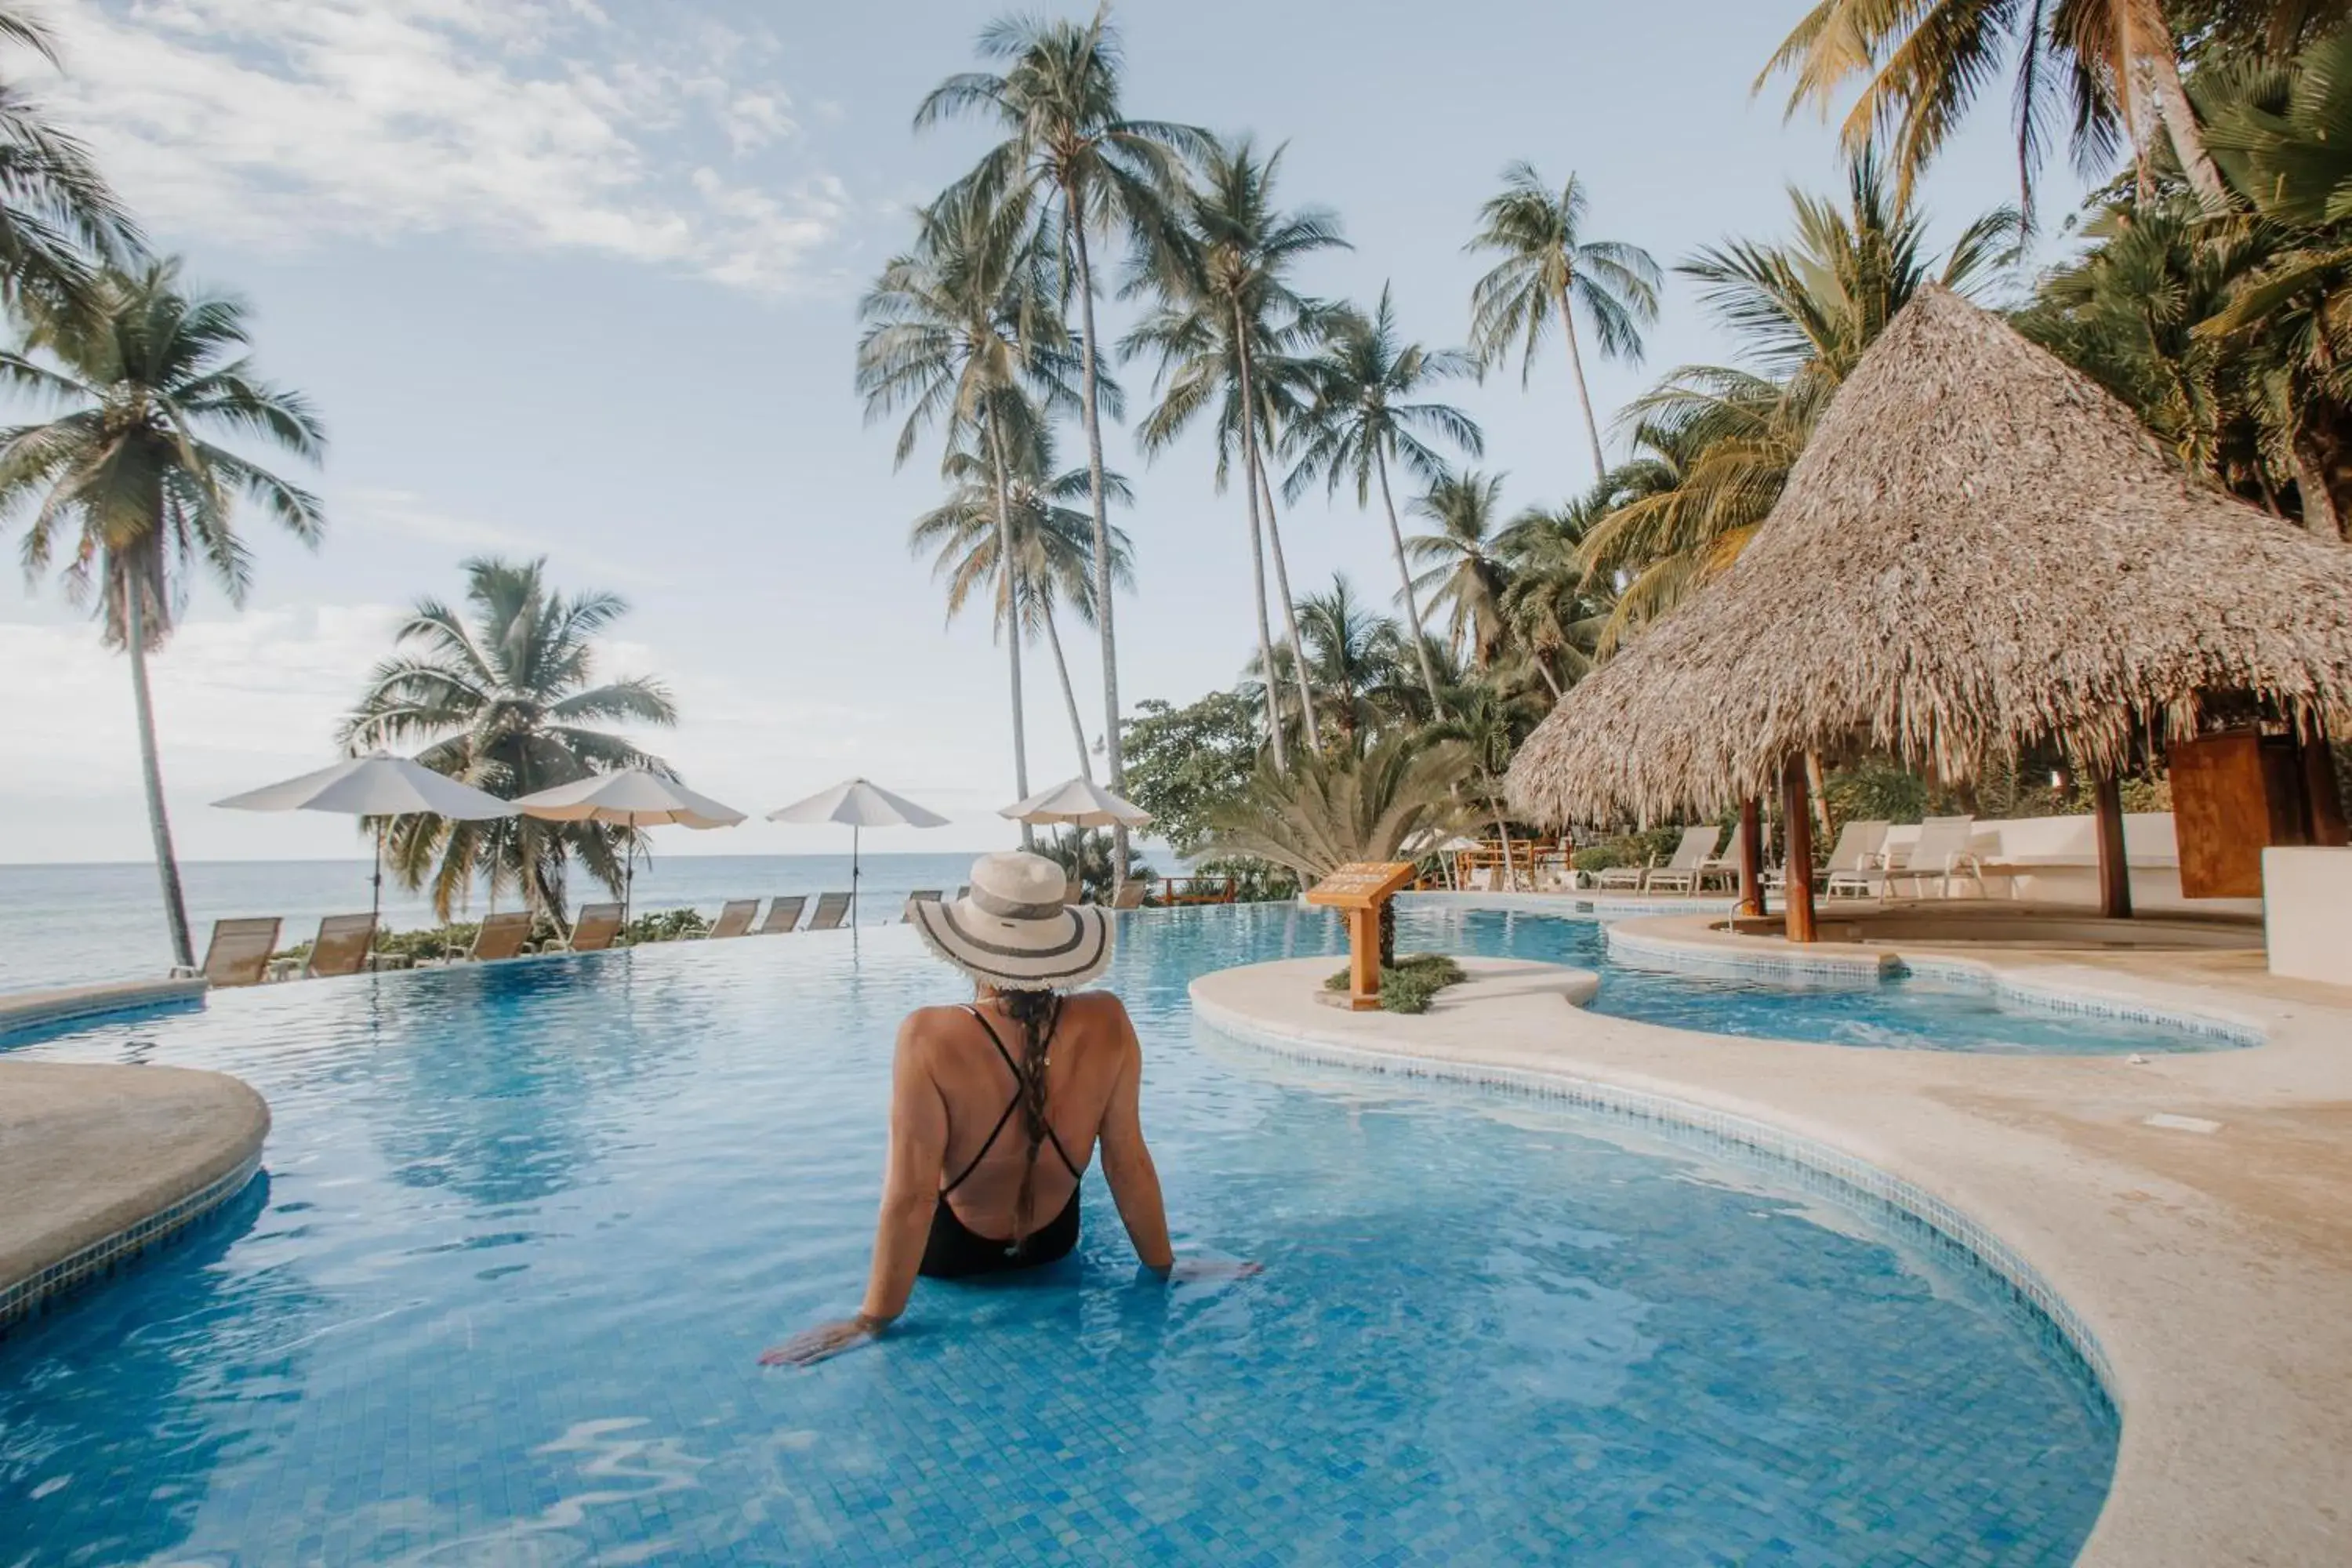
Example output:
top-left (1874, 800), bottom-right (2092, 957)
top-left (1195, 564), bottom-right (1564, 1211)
top-left (45, 0), bottom-right (847, 293)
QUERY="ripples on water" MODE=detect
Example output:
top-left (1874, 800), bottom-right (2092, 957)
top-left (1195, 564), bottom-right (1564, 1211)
top-left (0, 906), bottom-right (2116, 1565)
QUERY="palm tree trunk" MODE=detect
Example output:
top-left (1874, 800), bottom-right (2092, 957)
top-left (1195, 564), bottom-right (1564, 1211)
top-left (2128, 0), bottom-right (2227, 206)
top-left (1533, 657), bottom-right (1563, 701)
top-left (1065, 193), bottom-right (1127, 887)
top-left (987, 424), bottom-right (1036, 848)
top-left (1556, 279), bottom-right (1609, 481)
top-left (1042, 606), bottom-right (1093, 782)
top-left (1240, 423), bottom-right (1290, 772)
top-left (1491, 797), bottom-right (1518, 892)
top-left (1233, 314), bottom-right (1320, 748)
top-left (1374, 445), bottom-right (1446, 714)
top-left (123, 578), bottom-right (195, 970)
top-left (2293, 437), bottom-right (2343, 538)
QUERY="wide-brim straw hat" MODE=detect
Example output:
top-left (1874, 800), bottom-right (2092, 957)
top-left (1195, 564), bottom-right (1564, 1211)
top-left (910, 851), bottom-right (1113, 992)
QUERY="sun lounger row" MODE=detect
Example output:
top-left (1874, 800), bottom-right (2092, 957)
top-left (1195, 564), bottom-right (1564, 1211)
top-left (1592, 825), bottom-right (1742, 895)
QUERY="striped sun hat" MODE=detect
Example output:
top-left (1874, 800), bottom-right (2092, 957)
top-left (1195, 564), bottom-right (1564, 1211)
top-left (909, 851), bottom-right (1114, 992)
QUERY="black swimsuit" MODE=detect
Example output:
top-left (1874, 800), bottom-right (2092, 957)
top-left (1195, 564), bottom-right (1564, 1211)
top-left (917, 1004), bottom-right (1087, 1279)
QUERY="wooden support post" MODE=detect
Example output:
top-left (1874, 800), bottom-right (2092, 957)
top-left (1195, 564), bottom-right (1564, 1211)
top-left (1780, 757), bottom-right (1818, 944)
top-left (2303, 737), bottom-right (2349, 846)
top-left (1737, 797), bottom-right (1765, 919)
top-left (2092, 774), bottom-right (2133, 920)
top-left (1347, 906), bottom-right (1381, 1009)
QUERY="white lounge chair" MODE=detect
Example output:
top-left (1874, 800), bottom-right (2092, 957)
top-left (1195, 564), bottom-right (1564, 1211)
top-left (707, 899), bottom-right (759, 939)
top-left (1822, 819), bottom-right (1893, 898)
top-left (1592, 857), bottom-right (1651, 891)
top-left (1883, 816), bottom-right (1984, 899)
top-left (757, 895), bottom-right (806, 935)
top-left (1642, 825), bottom-right (1724, 894)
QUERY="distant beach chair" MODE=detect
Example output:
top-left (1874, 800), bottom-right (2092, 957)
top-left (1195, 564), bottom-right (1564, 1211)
top-left (708, 899), bottom-right (758, 939)
top-left (902, 890), bottom-right (943, 922)
top-left (467, 910), bottom-right (535, 961)
top-left (757, 895), bottom-right (806, 935)
top-left (304, 913), bottom-right (378, 978)
top-left (805, 891), bottom-right (851, 931)
top-left (1884, 816), bottom-right (1984, 899)
top-left (566, 902), bottom-right (625, 952)
top-left (1109, 880), bottom-right (1145, 910)
top-left (179, 916), bottom-right (281, 988)
top-left (1062, 873), bottom-right (1084, 906)
top-left (1642, 825), bottom-right (1724, 894)
top-left (953, 884), bottom-right (971, 902)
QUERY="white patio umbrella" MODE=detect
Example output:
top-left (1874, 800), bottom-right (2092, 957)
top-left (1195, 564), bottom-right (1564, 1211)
top-left (767, 778), bottom-right (949, 927)
top-left (511, 768), bottom-right (746, 926)
top-left (1001, 775), bottom-right (1152, 897)
top-left (214, 751), bottom-right (518, 924)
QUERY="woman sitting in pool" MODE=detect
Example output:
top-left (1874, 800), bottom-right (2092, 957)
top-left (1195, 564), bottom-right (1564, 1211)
top-left (762, 851), bottom-right (1252, 1367)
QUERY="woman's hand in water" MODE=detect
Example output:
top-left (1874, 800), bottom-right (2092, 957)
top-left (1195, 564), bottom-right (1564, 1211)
top-left (760, 1315), bottom-right (884, 1367)
top-left (1159, 1258), bottom-right (1263, 1284)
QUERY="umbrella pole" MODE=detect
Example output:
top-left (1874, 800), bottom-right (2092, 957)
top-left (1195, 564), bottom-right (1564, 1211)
top-left (851, 824), bottom-right (861, 932)
top-left (372, 821), bottom-right (384, 932)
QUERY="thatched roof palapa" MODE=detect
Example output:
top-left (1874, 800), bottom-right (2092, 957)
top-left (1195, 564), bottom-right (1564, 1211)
top-left (1508, 285), bottom-right (2352, 826)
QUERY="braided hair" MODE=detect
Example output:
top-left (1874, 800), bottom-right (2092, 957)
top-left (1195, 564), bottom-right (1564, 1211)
top-left (999, 986), bottom-right (1063, 1251)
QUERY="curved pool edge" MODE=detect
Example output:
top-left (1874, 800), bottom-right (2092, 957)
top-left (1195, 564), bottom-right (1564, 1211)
top-left (1188, 955), bottom-right (2352, 1568)
top-left (0, 1060), bottom-right (270, 1337)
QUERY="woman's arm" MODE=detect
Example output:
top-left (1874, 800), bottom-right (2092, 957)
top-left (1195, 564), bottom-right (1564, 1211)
top-left (1094, 998), bottom-right (1174, 1273)
top-left (761, 1014), bottom-right (947, 1365)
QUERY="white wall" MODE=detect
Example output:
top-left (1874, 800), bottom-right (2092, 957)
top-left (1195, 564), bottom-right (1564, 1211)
top-left (2263, 848), bottom-right (2352, 984)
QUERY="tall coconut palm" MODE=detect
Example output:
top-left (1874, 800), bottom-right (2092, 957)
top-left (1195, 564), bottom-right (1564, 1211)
top-left (1123, 133), bottom-right (1342, 761)
top-left (857, 186), bottom-right (1077, 840)
top-left (1756, 0), bottom-right (2298, 211)
top-left (1285, 285), bottom-right (1483, 713)
top-left (1286, 572), bottom-right (1409, 746)
top-left (0, 7), bottom-right (142, 327)
top-left (1405, 470), bottom-right (1513, 670)
top-left (1465, 164), bottom-right (1661, 478)
top-left (1422, 684), bottom-right (1544, 887)
top-left (912, 442), bottom-right (1136, 776)
top-left (917, 7), bottom-right (1207, 875)
top-left (0, 260), bottom-right (324, 969)
top-left (343, 557), bottom-right (677, 924)
top-left (1497, 495), bottom-right (1617, 699)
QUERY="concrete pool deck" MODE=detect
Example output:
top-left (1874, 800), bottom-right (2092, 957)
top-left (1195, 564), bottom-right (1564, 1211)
top-left (0, 1059), bottom-right (270, 1334)
top-left (1192, 925), bottom-right (2352, 1568)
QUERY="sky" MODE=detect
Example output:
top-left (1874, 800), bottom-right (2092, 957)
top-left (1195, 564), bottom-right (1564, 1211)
top-left (2, 0), bottom-right (2091, 863)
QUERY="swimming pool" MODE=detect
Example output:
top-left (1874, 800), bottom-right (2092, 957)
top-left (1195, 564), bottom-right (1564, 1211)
top-left (2, 907), bottom-right (2117, 1564)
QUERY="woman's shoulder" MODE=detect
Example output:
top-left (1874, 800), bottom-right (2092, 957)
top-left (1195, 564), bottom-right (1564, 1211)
top-left (1062, 988), bottom-right (1135, 1036)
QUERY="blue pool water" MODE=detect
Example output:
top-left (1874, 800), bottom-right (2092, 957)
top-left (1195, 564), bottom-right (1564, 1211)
top-left (2, 906), bottom-right (2118, 1564)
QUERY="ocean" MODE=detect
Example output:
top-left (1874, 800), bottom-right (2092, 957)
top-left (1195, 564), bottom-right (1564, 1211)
top-left (0, 852), bottom-right (1027, 993)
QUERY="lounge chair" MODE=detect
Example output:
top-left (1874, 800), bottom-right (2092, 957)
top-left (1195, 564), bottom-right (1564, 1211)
top-left (707, 899), bottom-right (758, 940)
top-left (1642, 825), bottom-right (1724, 894)
top-left (566, 902), bottom-right (625, 952)
top-left (954, 884), bottom-right (971, 901)
top-left (1884, 815), bottom-right (1985, 899)
top-left (1592, 859), bottom-right (1651, 892)
top-left (467, 910), bottom-right (535, 961)
top-left (178, 916), bottom-right (281, 988)
top-left (304, 913), bottom-right (378, 978)
top-left (1822, 820), bottom-right (1893, 898)
top-left (805, 891), bottom-right (851, 931)
top-left (1109, 880), bottom-right (1145, 910)
top-left (757, 895), bottom-right (806, 935)
top-left (902, 889), bottom-right (944, 922)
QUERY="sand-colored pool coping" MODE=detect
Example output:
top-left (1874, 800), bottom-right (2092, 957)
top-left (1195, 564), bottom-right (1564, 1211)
top-left (1190, 924), bottom-right (2352, 1568)
top-left (0, 1059), bottom-right (270, 1334)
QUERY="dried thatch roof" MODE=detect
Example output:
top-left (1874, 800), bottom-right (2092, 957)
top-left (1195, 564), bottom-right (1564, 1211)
top-left (1508, 285), bottom-right (2352, 826)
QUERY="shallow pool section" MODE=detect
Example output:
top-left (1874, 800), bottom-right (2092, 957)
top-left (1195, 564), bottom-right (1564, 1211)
top-left (2, 909), bottom-right (2115, 1565)
top-left (1406, 903), bottom-right (2236, 1054)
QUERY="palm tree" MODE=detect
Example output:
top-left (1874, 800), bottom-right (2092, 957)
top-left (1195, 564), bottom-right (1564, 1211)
top-left (1285, 572), bottom-right (1409, 746)
top-left (1465, 164), bottom-right (1661, 478)
top-left (1405, 470), bottom-right (1513, 670)
top-left (1123, 133), bottom-right (1342, 761)
top-left (911, 443), bottom-right (1137, 775)
top-left (1496, 494), bottom-right (1617, 699)
top-left (0, 260), bottom-right (324, 969)
top-left (0, 7), bottom-right (142, 326)
top-left (857, 186), bottom-right (1076, 840)
top-left (1755, 0), bottom-right (2309, 211)
top-left (1423, 684), bottom-right (1544, 889)
top-left (343, 557), bottom-right (677, 924)
top-left (1285, 285), bottom-right (1483, 713)
top-left (917, 6), bottom-right (1207, 866)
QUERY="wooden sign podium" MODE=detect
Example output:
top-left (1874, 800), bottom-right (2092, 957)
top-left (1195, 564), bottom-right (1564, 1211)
top-left (1304, 861), bottom-right (1418, 1011)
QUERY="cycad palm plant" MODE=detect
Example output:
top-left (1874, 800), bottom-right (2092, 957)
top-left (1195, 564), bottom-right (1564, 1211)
top-left (1285, 285), bottom-right (1483, 713)
top-left (0, 260), bottom-right (324, 968)
top-left (1465, 163), bottom-right (1661, 478)
top-left (857, 186), bottom-right (1077, 830)
top-left (911, 441), bottom-right (1136, 775)
top-left (917, 7), bottom-right (1207, 840)
top-left (342, 557), bottom-right (677, 924)
top-left (1123, 133), bottom-right (1342, 760)
top-left (1207, 730), bottom-right (1470, 884)
top-left (1405, 470), bottom-right (1513, 670)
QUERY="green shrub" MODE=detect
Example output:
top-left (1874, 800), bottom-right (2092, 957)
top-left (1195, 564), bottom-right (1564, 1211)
top-left (621, 907), bottom-right (708, 945)
top-left (1323, 952), bottom-right (1467, 1013)
top-left (1571, 826), bottom-right (1684, 873)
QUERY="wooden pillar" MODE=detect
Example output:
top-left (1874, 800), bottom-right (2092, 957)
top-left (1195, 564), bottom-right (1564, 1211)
top-left (2092, 774), bottom-right (2133, 920)
top-left (1780, 757), bottom-right (1818, 944)
top-left (1737, 797), bottom-right (1765, 919)
top-left (1347, 906), bottom-right (1381, 1010)
top-left (2303, 737), bottom-right (2349, 846)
